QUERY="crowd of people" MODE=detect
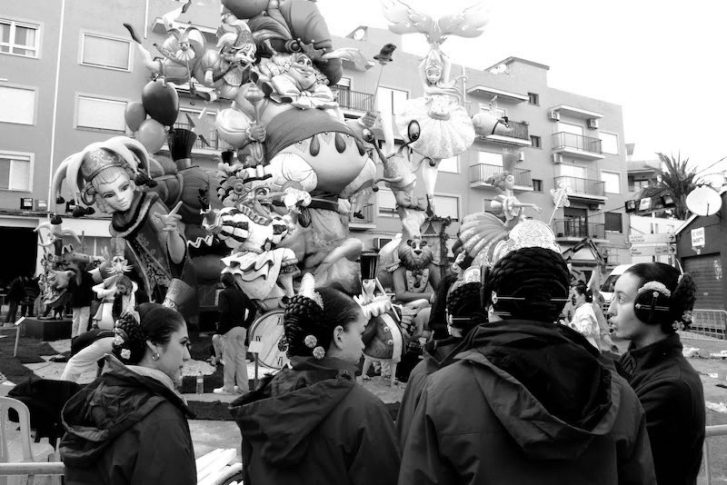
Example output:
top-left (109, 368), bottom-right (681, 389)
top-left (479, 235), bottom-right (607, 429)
top-left (54, 245), bottom-right (704, 485)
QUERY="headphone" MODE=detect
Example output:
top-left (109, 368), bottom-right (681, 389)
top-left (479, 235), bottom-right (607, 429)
top-left (633, 281), bottom-right (672, 324)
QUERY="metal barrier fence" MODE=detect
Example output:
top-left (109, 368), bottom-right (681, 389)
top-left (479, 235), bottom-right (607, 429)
top-left (690, 309), bottom-right (727, 340)
top-left (704, 424), bottom-right (727, 484)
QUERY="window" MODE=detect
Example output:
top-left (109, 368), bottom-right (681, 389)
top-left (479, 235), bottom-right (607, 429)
top-left (376, 188), bottom-right (397, 217)
top-left (529, 135), bottom-right (541, 148)
top-left (560, 164), bottom-right (586, 178)
top-left (0, 151), bottom-right (33, 191)
top-left (631, 178), bottom-right (652, 192)
top-left (532, 179), bottom-right (543, 192)
top-left (439, 156), bottom-right (458, 173)
top-left (0, 19), bottom-right (40, 57)
top-left (76, 95), bottom-right (127, 132)
top-left (81, 32), bottom-right (132, 70)
top-left (557, 121), bottom-right (583, 135)
top-left (0, 85), bottom-right (36, 125)
top-left (376, 87), bottom-right (408, 117)
top-left (483, 198), bottom-right (494, 212)
top-left (527, 92), bottom-right (539, 105)
top-left (601, 171), bottom-right (621, 194)
top-left (433, 194), bottom-right (459, 221)
top-left (477, 151), bottom-right (503, 166)
top-left (176, 108), bottom-right (222, 150)
top-left (605, 212), bottom-right (623, 233)
top-left (599, 132), bottom-right (619, 154)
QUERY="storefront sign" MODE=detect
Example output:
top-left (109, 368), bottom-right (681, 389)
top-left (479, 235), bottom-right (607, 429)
top-left (691, 227), bottom-right (705, 249)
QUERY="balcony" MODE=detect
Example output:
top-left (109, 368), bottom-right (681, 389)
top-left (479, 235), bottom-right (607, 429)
top-left (173, 121), bottom-right (224, 151)
top-left (554, 175), bottom-right (607, 202)
top-left (553, 219), bottom-right (606, 241)
top-left (552, 132), bottom-right (604, 160)
top-left (334, 89), bottom-right (375, 113)
top-left (477, 119), bottom-right (531, 147)
top-left (466, 85), bottom-right (529, 103)
top-left (348, 203), bottom-right (376, 231)
top-left (470, 163), bottom-right (533, 191)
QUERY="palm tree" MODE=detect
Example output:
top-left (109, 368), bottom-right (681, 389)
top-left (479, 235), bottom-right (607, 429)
top-left (655, 152), bottom-right (698, 220)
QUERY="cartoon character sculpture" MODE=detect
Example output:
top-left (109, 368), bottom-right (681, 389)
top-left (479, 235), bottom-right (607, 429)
top-left (486, 172), bottom-right (542, 224)
top-left (52, 137), bottom-right (197, 311)
top-left (383, 0), bottom-right (485, 213)
top-left (203, 167), bottom-right (301, 310)
top-left (210, 0), bottom-right (378, 291)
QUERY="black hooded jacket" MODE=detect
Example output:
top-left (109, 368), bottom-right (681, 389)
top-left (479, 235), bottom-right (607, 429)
top-left (59, 356), bottom-right (196, 485)
top-left (400, 320), bottom-right (656, 485)
top-left (231, 357), bottom-right (399, 485)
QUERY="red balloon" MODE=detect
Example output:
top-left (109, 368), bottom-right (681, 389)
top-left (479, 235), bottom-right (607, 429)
top-left (141, 80), bottom-right (179, 127)
top-left (124, 101), bottom-right (146, 132)
top-left (136, 119), bottom-right (167, 154)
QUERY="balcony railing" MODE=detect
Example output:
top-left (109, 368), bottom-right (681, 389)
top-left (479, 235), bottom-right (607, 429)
top-left (553, 219), bottom-right (606, 239)
top-left (173, 121), bottom-right (222, 151)
top-left (334, 89), bottom-right (375, 113)
top-left (552, 132), bottom-right (603, 154)
top-left (554, 175), bottom-right (605, 197)
top-left (481, 119), bottom-right (530, 141)
top-left (470, 163), bottom-right (532, 189)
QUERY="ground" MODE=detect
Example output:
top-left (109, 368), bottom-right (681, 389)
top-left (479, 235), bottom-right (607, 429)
top-left (1, 328), bottom-right (726, 483)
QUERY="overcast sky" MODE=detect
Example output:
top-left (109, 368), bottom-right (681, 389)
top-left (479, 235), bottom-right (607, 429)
top-left (317, 0), bottom-right (727, 177)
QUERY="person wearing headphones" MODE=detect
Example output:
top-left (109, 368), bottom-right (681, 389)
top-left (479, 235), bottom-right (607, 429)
top-left (610, 262), bottom-right (704, 485)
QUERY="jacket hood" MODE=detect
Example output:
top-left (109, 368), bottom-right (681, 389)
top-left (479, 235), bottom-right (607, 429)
top-left (60, 356), bottom-right (193, 467)
top-left (458, 320), bottom-right (619, 460)
top-left (230, 357), bottom-right (357, 467)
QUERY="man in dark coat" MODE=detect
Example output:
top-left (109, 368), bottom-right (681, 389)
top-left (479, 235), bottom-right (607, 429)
top-left (610, 263), bottom-right (704, 485)
top-left (400, 246), bottom-right (656, 485)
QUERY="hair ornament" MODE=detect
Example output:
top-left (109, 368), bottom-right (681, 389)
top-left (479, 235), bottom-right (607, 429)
top-left (304, 335), bottom-right (318, 349)
top-left (298, 273), bottom-right (324, 310)
top-left (113, 327), bottom-right (129, 346)
top-left (120, 349), bottom-right (131, 360)
top-left (312, 346), bottom-right (325, 360)
top-left (277, 336), bottom-right (289, 352)
top-left (637, 281), bottom-right (671, 298)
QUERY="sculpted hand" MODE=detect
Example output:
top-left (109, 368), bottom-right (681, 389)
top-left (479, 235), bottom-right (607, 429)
top-left (154, 201), bottom-right (183, 232)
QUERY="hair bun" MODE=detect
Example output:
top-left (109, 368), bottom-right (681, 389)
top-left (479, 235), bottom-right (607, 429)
top-left (670, 272), bottom-right (697, 328)
top-left (112, 312), bottom-right (145, 364)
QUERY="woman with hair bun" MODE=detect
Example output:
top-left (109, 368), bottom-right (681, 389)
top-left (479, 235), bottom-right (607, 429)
top-left (60, 303), bottom-right (196, 485)
top-left (231, 275), bottom-right (399, 485)
top-left (610, 262), bottom-right (704, 485)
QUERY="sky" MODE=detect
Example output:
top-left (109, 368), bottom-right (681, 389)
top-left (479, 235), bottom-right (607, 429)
top-left (316, 0), bottom-right (727, 178)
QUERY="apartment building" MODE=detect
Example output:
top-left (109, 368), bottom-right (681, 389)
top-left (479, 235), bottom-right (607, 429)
top-left (0, 0), bottom-right (631, 283)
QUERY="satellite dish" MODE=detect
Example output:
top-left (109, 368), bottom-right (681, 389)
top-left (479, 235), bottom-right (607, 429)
top-left (686, 186), bottom-right (722, 216)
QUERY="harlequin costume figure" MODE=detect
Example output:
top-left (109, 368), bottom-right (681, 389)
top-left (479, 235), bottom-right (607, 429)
top-left (52, 137), bottom-right (196, 308)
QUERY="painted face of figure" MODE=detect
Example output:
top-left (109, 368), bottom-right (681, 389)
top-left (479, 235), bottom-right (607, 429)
top-left (116, 283), bottom-right (129, 296)
top-left (152, 324), bottom-right (191, 387)
top-left (608, 272), bottom-right (647, 342)
top-left (425, 57), bottom-right (443, 85)
top-left (96, 173), bottom-right (135, 212)
top-left (289, 54), bottom-right (318, 91)
top-left (333, 310), bottom-right (367, 364)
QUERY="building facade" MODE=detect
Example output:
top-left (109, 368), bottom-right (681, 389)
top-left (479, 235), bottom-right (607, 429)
top-left (1, 0), bottom-right (630, 284)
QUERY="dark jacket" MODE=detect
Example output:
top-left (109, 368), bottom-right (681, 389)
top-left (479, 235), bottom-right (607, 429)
top-left (69, 272), bottom-right (96, 308)
top-left (59, 356), bottom-right (197, 485)
top-left (396, 336), bottom-right (463, 448)
top-left (218, 285), bottom-right (256, 334)
top-left (231, 357), bottom-right (400, 485)
top-left (399, 320), bottom-right (656, 485)
top-left (618, 333), bottom-right (705, 485)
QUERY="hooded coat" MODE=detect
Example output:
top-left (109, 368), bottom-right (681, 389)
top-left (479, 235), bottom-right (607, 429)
top-left (59, 356), bottom-right (196, 485)
top-left (399, 320), bottom-right (656, 485)
top-left (618, 333), bottom-right (705, 485)
top-left (231, 357), bottom-right (399, 485)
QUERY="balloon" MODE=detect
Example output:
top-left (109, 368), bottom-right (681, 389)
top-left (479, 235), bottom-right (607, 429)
top-left (136, 119), bottom-right (167, 154)
top-left (124, 102), bottom-right (146, 132)
top-left (215, 108), bottom-right (253, 148)
top-left (141, 80), bottom-right (179, 127)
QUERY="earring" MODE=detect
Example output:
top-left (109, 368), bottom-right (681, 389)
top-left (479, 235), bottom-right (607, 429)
top-left (152, 352), bottom-right (160, 361)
